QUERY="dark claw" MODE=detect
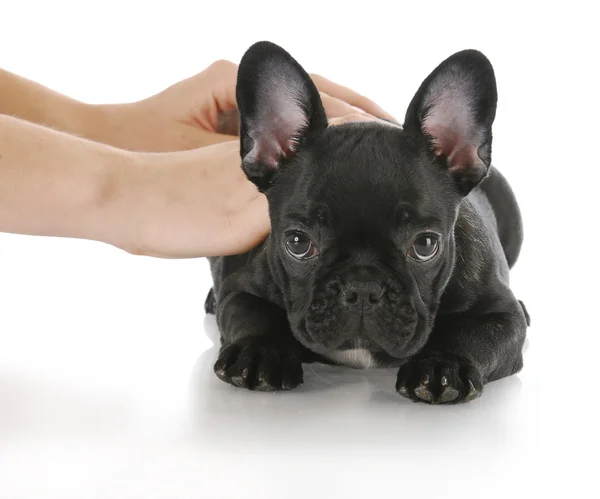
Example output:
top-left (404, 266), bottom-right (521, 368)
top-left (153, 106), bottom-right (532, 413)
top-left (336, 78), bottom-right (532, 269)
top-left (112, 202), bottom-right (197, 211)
top-left (281, 369), bottom-right (303, 390)
top-left (397, 385), bottom-right (409, 398)
top-left (213, 338), bottom-right (304, 392)
top-left (396, 354), bottom-right (483, 404)
top-left (230, 375), bottom-right (246, 388)
top-left (466, 380), bottom-right (481, 401)
top-left (414, 384), bottom-right (434, 402)
top-left (254, 380), bottom-right (273, 391)
top-left (439, 385), bottom-right (460, 403)
top-left (466, 391), bottom-right (480, 401)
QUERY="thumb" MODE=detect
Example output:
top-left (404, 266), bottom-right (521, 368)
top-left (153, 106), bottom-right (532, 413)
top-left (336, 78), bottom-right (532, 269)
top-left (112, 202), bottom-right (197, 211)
top-left (220, 194), bottom-right (270, 256)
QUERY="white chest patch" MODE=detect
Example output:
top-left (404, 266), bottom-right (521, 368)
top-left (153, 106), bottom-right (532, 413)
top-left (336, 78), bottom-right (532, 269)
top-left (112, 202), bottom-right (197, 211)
top-left (325, 348), bottom-right (376, 369)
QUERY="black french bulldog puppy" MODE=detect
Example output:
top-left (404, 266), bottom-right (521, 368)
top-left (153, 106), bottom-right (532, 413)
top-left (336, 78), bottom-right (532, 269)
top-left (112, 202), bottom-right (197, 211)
top-left (205, 41), bottom-right (530, 404)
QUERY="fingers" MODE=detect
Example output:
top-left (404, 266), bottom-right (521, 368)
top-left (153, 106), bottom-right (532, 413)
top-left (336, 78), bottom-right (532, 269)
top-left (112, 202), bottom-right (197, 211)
top-left (328, 113), bottom-right (384, 126)
top-left (326, 110), bottom-right (403, 129)
top-left (191, 59), bottom-right (398, 141)
top-left (203, 62), bottom-right (398, 123)
top-left (310, 73), bottom-right (397, 122)
top-left (320, 93), bottom-right (399, 128)
top-left (320, 92), bottom-right (369, 120)
top-left (206, 59), bottom-right (238, 74)
top-left (215, 109), bottom-right (240, 136)
top-left (206, 59), bottom-right (238, 107)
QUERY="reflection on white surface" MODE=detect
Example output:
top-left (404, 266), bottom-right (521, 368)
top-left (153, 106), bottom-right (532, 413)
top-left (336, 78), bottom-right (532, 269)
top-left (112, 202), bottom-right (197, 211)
top-left (189, 317), bottom-right (525, 453)
top-left (1, 314), bottom-right (532, 499)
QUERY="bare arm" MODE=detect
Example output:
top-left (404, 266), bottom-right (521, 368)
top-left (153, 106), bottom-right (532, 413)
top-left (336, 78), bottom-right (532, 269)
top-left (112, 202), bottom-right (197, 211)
top-left (0, 68), bottom-right (90, 136)
top-left (0, 113), bottom-right (118, 243)
top-left (0, 67), bottom-right (233, 152)
top-left (0, 114), bottom-right (268, 257)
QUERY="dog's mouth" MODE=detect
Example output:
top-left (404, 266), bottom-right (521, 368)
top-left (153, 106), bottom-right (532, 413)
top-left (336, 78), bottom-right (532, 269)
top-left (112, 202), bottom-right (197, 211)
top-left (298, 311), bottom-right (423, 360)
top-left (291, 270), bottom-right (430, 360)
top-left (336, 336), bottom-right (383, 352)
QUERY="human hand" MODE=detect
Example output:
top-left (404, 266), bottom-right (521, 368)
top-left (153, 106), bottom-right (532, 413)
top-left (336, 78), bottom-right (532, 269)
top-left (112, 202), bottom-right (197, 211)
top-left (102, 60), bottom-right (397, 152)
top-left (106, 140), bottom-right (269, 258)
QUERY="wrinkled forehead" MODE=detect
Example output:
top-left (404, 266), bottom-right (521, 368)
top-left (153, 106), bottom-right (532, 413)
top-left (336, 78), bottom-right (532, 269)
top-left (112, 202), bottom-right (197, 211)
top-left (277, 125), bottom-right (455, 228)
top-left (278, 170), bottom-right (454, 240)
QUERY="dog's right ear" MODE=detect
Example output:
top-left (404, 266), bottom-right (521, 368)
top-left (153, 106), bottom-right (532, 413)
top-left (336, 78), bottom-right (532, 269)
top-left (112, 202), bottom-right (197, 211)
top-left (236, 41), bottom-right (328, 191)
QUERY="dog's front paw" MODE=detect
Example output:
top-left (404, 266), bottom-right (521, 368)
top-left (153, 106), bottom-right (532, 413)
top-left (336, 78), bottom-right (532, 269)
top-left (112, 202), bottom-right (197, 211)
top-left (213, 337), bottom-right (303, 391)
top-left (396, 354), bottom-right (483, 404)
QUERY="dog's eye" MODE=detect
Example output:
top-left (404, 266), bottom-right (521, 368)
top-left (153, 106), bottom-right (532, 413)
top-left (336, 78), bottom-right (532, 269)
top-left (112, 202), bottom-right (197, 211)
top-left (409, 233), bottom-right (440, 261)
top-left (285, 232), bottom-right (318, 260)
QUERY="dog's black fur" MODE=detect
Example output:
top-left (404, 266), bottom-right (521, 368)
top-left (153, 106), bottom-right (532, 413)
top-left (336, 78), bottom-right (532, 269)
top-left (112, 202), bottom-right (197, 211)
top-left (205, 41), bottom-right (529, 404)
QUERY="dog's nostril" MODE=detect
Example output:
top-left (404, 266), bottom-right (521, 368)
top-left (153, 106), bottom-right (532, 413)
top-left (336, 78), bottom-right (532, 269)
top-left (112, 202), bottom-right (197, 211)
top-left (345, 291), bottom-right (359, 304)
top-left (368, 293), bottom-right (381, 304)
top-left (344, 283), bottom-right (384, 307)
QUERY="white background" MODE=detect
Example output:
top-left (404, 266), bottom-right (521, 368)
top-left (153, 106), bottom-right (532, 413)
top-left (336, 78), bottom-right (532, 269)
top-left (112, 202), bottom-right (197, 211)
top-left (1, 1), bottom-right (599, 498)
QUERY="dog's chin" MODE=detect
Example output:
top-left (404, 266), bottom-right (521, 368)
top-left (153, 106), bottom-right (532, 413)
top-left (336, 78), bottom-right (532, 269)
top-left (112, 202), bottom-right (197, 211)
top-left (293, 314), bottom-right (432, 365)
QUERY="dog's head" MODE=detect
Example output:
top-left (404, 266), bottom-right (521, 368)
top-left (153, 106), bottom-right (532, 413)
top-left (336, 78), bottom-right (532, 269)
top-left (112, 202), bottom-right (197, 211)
top-left (235, 41), bottom-right (497, 361)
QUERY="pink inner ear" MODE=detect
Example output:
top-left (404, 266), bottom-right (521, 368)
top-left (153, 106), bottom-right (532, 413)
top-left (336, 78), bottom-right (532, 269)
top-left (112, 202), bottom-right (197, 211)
top-left (422, 79), bottom-right (484, 172)
top-left (246, 79), bottom-right (309, 169)
top-left (427, 123), bottom-right (481, 173)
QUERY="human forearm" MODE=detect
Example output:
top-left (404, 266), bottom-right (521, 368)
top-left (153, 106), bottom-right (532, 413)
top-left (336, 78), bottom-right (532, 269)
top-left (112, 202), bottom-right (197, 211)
top-left (0, 113), bottom-right (268, 258)
top-left (0, 67), bottom-right (235, 153)
top-left (0, 113), bottom-right (128, 245)
top-left (0, 68), bottom-right (143, 147)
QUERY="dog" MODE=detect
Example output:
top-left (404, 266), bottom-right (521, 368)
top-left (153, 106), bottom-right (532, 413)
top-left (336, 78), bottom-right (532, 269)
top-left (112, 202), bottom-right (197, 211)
top-left (205, 41), bottom-right (530, 404)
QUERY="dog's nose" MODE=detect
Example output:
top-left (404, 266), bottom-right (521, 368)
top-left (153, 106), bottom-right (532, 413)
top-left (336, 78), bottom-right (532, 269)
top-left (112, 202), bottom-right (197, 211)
top-left (343, 281), bottom-right (384, 309)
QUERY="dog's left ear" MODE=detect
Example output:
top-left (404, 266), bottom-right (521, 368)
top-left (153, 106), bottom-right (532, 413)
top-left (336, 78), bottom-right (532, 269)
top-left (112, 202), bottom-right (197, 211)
top-left (236, 41), bottom-right (328, 191)
top-left (404, 49), bottom-right (498, 195)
